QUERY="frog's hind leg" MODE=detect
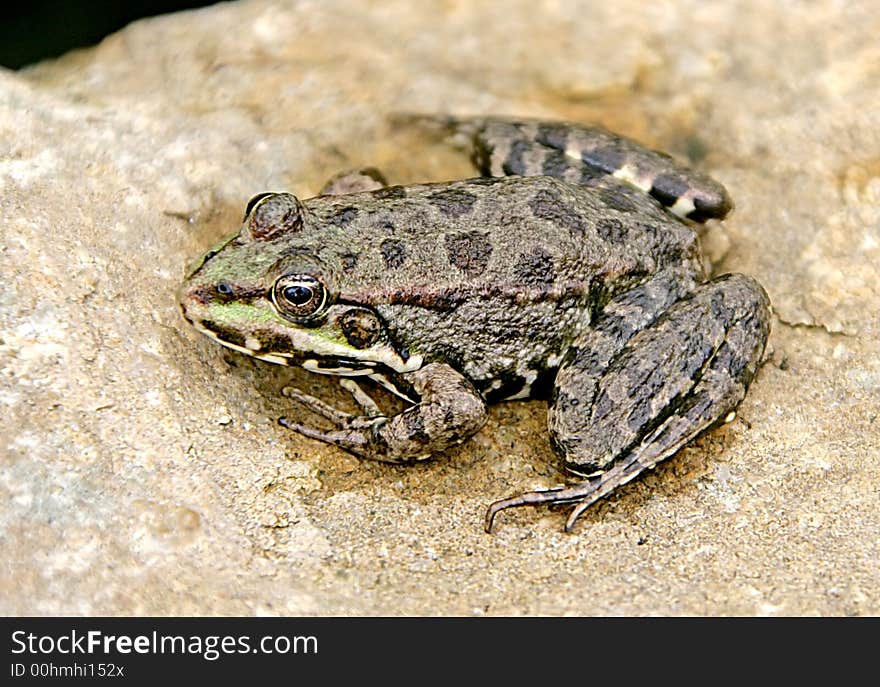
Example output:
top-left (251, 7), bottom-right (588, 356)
top-left (467, 118), bottom-right (732, 222)
top-left (485, 273), bottom-right (770, 532)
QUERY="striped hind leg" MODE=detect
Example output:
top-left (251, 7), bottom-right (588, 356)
top-left (485, 274), bottom-right (770, 532)
top-left (465, 117), bottom-right (733, 222)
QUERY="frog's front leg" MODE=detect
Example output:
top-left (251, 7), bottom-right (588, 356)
top-left (486, 273), bottom-right (770, 532)
top-left (280, 362), bottom-right (488, 463)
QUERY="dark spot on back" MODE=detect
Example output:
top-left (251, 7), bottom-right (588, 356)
top-left (710, 291), bottom-right (734, 322)
top-left (598, 186), bottom-right (638, 214)
top-left (328, 206), bottom-right (359, 226)
top-left (528, 188), bottom-right (588, 235)
top-left (445, 231), bottom-right (493, 276)
top-left (340, 252), bottom-right (359, 272)
top-left (373, 185), bottom-right (407, 200)
top-left (635, 222), bottom-right (685, 264)
top-left (513, 247), bottom-right (556, 286)
top-left (596, 217), bottom-right (629, 243)
top-left (381, 238), bottom-right (407, 269)
top-left (429, 188), bottom-right (478, 218)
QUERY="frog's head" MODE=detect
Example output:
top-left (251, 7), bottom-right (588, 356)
top-left (179, 192), bottom-right (422, 376)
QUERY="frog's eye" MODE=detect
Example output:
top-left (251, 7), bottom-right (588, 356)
top-left (244, 193), bottom-right (304, 241)
top-left (272, 274), bottom-right (328, 321)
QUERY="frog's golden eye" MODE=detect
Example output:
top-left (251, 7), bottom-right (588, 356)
top-left (272, 274), bottom-right (328, 320)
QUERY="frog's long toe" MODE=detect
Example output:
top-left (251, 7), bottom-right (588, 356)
top-left (485, 467), bottom-right (633, 533)
top-left (484, 484), bottom-right (578, 533)
top-left (281, 386), bottom-right (354, 425)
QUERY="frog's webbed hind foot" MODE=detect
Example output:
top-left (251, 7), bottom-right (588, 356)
top-left (484, 463), bottom-right (645, 533)
top-left (486, 273), bottom-right (771, 533)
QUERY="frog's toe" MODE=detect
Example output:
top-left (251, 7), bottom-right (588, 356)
top-left (484, 484), bottom-right (579, 533)
top-left (279, 414), bottom-right (400, 459)
top-left (282, 386), bottom-right (354, 425)
top-left (339, 378), bottom-right (383, 417)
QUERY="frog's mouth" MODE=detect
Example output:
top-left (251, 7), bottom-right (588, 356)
top-left (180, 280), bottom-right (424, 379)
top-left (187, 316), bottom-right (420, 402)
top-left (190, 314), bottom-right (421, 371)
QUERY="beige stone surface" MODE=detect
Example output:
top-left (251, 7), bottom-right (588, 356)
top-left (1, 0), bottom-right (877, 616)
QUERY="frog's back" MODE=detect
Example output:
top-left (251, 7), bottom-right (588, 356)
top-left (300, 175), bottom-right (703, 401)
top-left (304, 175), bottom-right (702, 303)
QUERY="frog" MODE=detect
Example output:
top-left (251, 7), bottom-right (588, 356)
top-left (178, 116), bottom-right (771, 532)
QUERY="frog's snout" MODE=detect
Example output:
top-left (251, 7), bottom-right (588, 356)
top-left (177, 281), bottom-right (207, 329)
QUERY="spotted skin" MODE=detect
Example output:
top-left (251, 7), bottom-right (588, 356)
top-left (485, 273), bottom-right (769, 531)
top-left (179, 116), bottom-right (770, 532)
top-left (467, 118), bottom-right (733, 221)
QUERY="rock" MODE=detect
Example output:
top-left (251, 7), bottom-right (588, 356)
top-left (1, 0), bottom-right (877, 615)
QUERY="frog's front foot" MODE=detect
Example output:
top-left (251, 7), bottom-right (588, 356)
top-left (279, 382), bottom-right (392, 458)
top-left (486, 274), bottom-right (771, 533)
top-left (280, 363), bottom-right (488, 464)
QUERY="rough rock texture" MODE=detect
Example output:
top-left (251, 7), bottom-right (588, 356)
top-left (1, 0), bottom-right (877, 615)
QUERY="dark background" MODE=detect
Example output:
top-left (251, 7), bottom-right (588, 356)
top-left (0, 1), bottom-right (217, 68)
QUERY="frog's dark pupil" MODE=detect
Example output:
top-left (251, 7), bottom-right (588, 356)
top-left (216, 281), bottom-right (233, 296)
top-left (284, 285), bottom-right (313, 306)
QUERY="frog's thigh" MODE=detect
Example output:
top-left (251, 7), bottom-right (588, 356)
top-left (471, 119), bottom-right (732, 221)
top-left (550, 272), bottom-right (770, 482)
top-left (319, 167), bottom-right (388, 196)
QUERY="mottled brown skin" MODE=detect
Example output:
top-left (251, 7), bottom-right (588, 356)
top-left (179, 116), bottom-right (770, 532)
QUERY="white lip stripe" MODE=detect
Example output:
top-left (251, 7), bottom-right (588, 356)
top-left (192, 320), bottom-right (424, 373)
top-left (302, 359), bottom-right (374, 375)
